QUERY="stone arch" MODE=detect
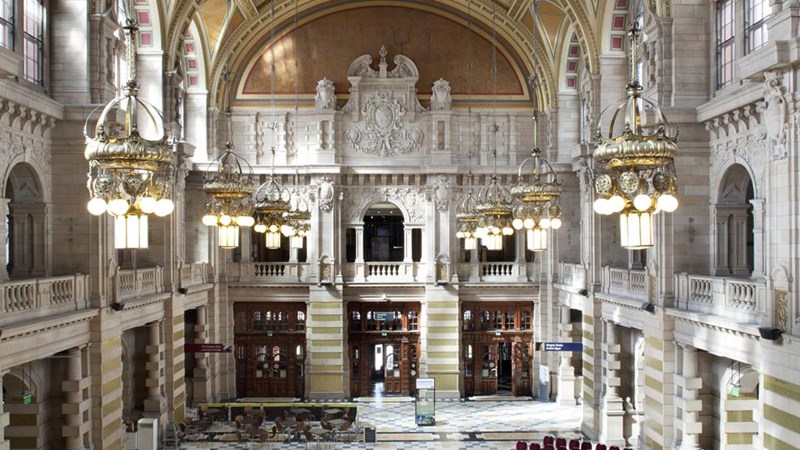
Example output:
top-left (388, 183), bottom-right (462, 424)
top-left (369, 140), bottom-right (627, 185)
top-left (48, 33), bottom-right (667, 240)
top-left (3, 369), bottom-right (42, 448)
top-left (559, 31), bottom-right (582, 92)
top-left (166, 0), bottom-right (567, 110)
top-left (4, 162), bottom-right (43, 204)
top-left (184, 20), bottom-right (207, 91)
top-left (712, 163), bottom-right (755, 277)
top-left (359, 200), bottom-right (410, 225)
top-left (4, 161), bottom-right (49, 278)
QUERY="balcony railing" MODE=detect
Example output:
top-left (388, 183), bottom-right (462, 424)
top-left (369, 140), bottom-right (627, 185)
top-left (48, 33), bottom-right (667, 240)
top-left (456, 261), bottom-right (540, 283)
top-left (601, 266), bottom-right (648, 301)
top-left (0, 274), bottom-right (90, 327)
top-left (115, 267), bottom-right (164, 302)
top-left (673, 273), bottom-right (765, 324)
top-left (557, 262), bottom-right (586, 289)
top-left (346, 261), bottom-right (425, 282)
top-left (179, 262), bottom-right (209, 289)
top-left (232, 262), bottom-right (310, 283)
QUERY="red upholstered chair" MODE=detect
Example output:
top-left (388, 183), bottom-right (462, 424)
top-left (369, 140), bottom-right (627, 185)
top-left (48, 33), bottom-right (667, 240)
top-left (544, 436), bottom-right (555, 446)
top-left (595, 444), bottom-right (607, 450)
top-left (569, 439), bottom-right (580, 449)
top-left (543, 446), bottom-right (555, 450)
top-left (581, 442), bottom-right (592, 450)
top-left (556, 437), bottom-right (567, 448)
top-left (530, 443), bottom-right (542, 450)
top-left (609, 446), bottom-right (620, 450)
top-left (517, 441), bottom-right (528, 450)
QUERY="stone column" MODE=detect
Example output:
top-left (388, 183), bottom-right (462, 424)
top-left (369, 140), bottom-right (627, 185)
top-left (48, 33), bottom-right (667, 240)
top-left (0, 369), bottom-right (9, 450)
top-left (30, 204), bottom-right (50, 277)
top-left (556, 307), bottom-right (577, 406)
top-left (403, 227), bottom-right (413, 262)
top-left (0, 198), bottom-right (9, 281)
top-left (749, 198), bottom-right (765, 278)
top-left (143, 321), bottom-right (166, 419)
top-left (184, 90), bottom-right (209, 162)
top-left (600, 320), bottom-right (625, 445)
top-left (193, 305), bottom-right (211, 403)
top-left (240, 228), bottom-right (252, 263)
top-left (676, 345), bottom-right (702, 449)
top-left (63, 347), bottom-right (89, 450)
top-left (354, 224), bottom-right (365, 281)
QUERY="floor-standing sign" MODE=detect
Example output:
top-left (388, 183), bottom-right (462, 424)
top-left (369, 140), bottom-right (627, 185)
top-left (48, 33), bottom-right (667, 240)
top-left (415, 378), bottom-right (436, 425)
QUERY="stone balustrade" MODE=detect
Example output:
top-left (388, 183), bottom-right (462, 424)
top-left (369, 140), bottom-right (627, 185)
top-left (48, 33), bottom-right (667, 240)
top-left (115, 267), bottom-right (164, 302)
top-left (456, 261), bottom-right (540, 283)
top-left (179, 262), bottom-right (209, 289)
top-left (0, 274), bottom-right (89, 327)
top-left (233, 262), bottom-right (310, 283)
top-left (673, 273), bottom-right (766, 324)
top-left (601, 266), bottom-right (648, 301)
top-left (558, 262), bottom-right (586, 289)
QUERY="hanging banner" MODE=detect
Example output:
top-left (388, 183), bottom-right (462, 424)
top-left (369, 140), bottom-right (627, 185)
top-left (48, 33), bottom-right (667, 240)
top-left (185, 343), bottom-right (233, 353)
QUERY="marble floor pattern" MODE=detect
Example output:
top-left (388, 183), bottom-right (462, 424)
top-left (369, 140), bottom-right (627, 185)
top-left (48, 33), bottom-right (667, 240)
top-left (180, 398), bottom-right (583, 449)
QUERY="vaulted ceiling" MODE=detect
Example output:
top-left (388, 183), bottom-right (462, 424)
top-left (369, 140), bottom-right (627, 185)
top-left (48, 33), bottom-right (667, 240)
top-left (115, 0), bottom-right (673, 110)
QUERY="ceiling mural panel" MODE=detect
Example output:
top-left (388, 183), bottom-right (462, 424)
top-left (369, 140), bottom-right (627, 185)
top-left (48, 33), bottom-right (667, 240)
top-left (235, 6), bottom-right (528, 103)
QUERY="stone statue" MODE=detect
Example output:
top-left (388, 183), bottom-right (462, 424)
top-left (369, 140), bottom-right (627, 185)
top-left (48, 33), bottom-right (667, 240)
top-left (315, 78), bottom-right (337, 110)
top-left (318, 177), bottom-right (335, 212)
top-left (430, 78), bottom-right (452, 111)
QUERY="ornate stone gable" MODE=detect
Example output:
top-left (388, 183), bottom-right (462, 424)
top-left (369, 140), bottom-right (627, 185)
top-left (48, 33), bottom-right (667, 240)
top-left (705, 103), bottom-right (768, 197)
top-left (343, 186), bottom-right (427, 224)
top-left (342, 46), bottom-right (424, 157)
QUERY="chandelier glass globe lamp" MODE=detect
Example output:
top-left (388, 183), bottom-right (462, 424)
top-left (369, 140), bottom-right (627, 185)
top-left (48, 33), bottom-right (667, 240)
top-left (202, 141), bottom-right (256, 249)
top-left (253, 148), bottom-right (291, 250)
top-left (591, 21), bottom-right (679, 249)
top-left (84, 18), bottom-right (174, 250)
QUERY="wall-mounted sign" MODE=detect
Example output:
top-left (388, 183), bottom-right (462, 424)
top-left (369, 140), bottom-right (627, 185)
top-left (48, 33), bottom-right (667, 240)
top-left (185, 343), bottom-right (233, 353)
top-left (543, 342), bottom-right (583, 352)
top-left (374, 312), bottom-right (395, 321)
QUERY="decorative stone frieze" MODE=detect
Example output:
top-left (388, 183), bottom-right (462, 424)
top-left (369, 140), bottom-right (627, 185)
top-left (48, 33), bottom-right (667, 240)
top-left (345, 90), bottom-right (423, 156)
top-left (344, 187), bottom-right (427, 224)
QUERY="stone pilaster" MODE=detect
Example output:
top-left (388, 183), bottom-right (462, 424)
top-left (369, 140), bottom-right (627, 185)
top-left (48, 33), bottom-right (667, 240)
top-left (307, 286), bottom-right (345, 399)
top-left (600, 320), bottom-right (625, 446)
top-left (143, 321), bottom-right (167, 420)
top-left (164, 296), bottom-right (187, 423)
top-left (0, 198), bottom-right (8, 281)
top-left (63, 346), bottom-right (90, 450)
top-left (354, 224), bottom-right (365, 281)
top-left (193, 305), bottom-right (212, 403)
top-left (89, 309), bottom-right (123, 450)
top-left (674, 345), bottom-right (702, 449)
top-left (0, 369), bottom-right (9, 450)
top-left (748, 198), bottom-right (765, 278)
top-left (556, 306), bottom-right (578, 406)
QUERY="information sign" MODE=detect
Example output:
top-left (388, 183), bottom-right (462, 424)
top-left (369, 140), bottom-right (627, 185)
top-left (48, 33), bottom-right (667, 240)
top-left (543, 342), bottom-right (583, 352)
top-left (185, 343), bottom-right (233, 353)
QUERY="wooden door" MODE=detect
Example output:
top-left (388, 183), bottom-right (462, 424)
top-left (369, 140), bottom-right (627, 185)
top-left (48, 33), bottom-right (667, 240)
top-left (512, 340), bottom-right (532, 396)
top-left (383, 343), bottom-right (402, 394)
top-left (479, 344), bottom-right (498, 394)
top-left (463, 343), bottom-right (475, 396)
top-left (349, 343), bottom-right (366, 397)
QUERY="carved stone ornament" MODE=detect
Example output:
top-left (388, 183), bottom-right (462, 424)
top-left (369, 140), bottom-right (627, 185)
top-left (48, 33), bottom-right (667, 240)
top-left (432, 175), bottom-right (450, 211)
top-left (345, 91), bottom-right (423, 156)
top-left (315, 78), bottom-right (337, 110)
top-left (763, 71), bottom-right (788, 160)
top-left (318, 177), bottom-right (335, 212)
top-left (430, 79), bottom-right (452, 111)
top-left (344, 187), bottom-right (426, 223)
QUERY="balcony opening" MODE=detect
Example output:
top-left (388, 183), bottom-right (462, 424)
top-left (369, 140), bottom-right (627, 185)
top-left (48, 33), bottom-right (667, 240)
top-left (364, 202), bottom-right (404, 262)
top-left (4, 161), bottom-right (46, 279)
top-left (715, 164), bottom-right (754, 277)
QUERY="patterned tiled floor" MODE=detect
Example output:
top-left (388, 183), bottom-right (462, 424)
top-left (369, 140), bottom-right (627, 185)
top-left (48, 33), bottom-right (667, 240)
top-left (180, 398), bottom-right (583, 449)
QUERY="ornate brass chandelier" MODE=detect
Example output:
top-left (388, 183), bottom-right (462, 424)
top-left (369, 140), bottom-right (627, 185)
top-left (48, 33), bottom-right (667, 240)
top-left (511, 114), bottom-right (562, 252)
top-left (282, 190), bottom-right (310, 249)
top-left (201, 113), bottom-right (256, 249)
top-left (85, 16), bottom-right (174, 249)
top-left (476, 144), bottom-right (515, 251)
top-left (455, 186), bottom-right (480, 251)
top-left (253, 147), bottom-right (291, 249)
top-left (592, 21), bottom-right (678, 249)
top-left (474, 4), bottom-right (514, 252)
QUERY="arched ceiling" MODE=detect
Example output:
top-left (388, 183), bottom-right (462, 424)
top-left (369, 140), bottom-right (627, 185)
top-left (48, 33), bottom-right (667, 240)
top-left (160, 0), bottom-right (673, 110)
